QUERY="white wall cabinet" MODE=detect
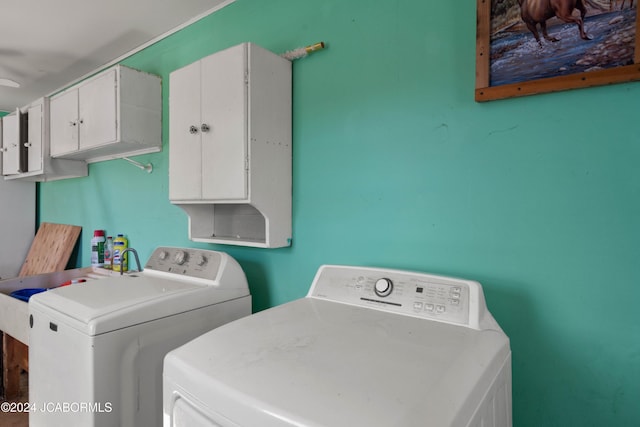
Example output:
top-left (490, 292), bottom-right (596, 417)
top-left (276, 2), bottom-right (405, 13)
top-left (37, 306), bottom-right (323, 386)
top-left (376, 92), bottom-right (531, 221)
top-left (169, 43), bottom-right (292, 248)
top-left (50, 65), bottom-right (161, 163)
top-left (1, 98), bottom-right (87, 182)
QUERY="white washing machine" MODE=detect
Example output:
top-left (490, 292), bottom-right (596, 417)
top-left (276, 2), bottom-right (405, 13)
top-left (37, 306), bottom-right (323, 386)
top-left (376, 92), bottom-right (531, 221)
top-left (29, 246), bottom-right (251, 427)
top-left (163, 265), bottom-right (512, 427)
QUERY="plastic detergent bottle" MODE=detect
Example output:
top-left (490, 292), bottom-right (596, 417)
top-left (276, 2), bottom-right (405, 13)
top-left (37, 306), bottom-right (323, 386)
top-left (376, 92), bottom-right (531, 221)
top-left (112, 234), bottom-right (129, 272)
top-left (90, 230), bottom-right (106, 267)
top-left (104, 236), bottom-right (114, 269)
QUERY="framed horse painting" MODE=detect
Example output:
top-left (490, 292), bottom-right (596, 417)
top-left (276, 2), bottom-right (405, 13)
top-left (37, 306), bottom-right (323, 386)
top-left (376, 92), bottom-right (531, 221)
top-left (475, 0), bottom-right (640, 101)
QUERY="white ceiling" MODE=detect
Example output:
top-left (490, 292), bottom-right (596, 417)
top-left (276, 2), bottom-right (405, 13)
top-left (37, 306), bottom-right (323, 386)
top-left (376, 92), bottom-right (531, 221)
top-left (0, 0), bottom-right (233, 111)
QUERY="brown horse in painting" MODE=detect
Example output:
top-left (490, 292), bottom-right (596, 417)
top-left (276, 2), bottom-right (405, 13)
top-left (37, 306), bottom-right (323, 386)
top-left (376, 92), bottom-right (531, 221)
top-left (518, 0), bottom-right (603, 47)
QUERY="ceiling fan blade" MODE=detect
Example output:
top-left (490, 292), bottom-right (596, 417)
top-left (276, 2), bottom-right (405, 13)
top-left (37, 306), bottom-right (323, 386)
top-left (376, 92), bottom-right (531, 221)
top-left (0, 78), bottom-right (20, 88)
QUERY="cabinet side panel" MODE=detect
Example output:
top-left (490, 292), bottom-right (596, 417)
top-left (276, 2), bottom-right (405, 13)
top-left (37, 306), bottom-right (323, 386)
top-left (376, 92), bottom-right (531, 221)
top-left (119, 66), bottom-right (162, 150)
top-left (247, 44), bottom-right (293, 246)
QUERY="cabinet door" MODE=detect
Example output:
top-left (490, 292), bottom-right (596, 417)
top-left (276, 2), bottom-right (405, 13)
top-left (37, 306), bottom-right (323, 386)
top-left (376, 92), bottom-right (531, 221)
top-left (1, 114), bottom-right (19, 175)
top-left (79, 69), bottom-right (118, 150)
top-left (50, 90), bottom-right (79, 157)
top-left (169, 60), bottom-right (202, 200)
top-left (27, 103), bottom-right (43, 172)
top-left (201, 44), bottom-right (248, 200)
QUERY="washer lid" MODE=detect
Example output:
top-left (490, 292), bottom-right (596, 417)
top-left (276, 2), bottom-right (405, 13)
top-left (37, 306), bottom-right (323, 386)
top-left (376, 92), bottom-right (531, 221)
top-left (29, 274), bottom-right (246, 335)
top-left (165, 298), bottom-right (510, 427)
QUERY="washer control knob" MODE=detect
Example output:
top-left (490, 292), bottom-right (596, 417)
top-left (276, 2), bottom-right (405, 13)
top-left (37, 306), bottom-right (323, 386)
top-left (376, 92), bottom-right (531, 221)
top-left (195, 254), bottom-right (207, 266)
top-left (374, 278), bottom-right (393, 297)
top-left (158, 250), bottom-right (168, 260)
top-left (174, 250), bottom-right (188, 265)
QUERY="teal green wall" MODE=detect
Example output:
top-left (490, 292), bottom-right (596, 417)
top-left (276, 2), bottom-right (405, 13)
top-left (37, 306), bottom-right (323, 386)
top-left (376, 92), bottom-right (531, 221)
top-left (39, 0), bottom-right (639, 425)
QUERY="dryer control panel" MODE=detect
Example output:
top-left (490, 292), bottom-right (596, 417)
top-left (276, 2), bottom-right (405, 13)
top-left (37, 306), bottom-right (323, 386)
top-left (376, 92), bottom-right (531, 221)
top-left (308, 265), bottom-right (489, 329)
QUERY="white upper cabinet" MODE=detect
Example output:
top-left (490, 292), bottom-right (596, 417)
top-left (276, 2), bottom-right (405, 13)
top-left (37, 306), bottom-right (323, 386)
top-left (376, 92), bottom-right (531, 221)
top-left (170, 45), bottom-right (248, 202)
top-left (1, 98), bottom-right (87, 182)
top-left (169, 43), bottom-right (292, 248)
top-left (50, 65), bottom-right (161, 163)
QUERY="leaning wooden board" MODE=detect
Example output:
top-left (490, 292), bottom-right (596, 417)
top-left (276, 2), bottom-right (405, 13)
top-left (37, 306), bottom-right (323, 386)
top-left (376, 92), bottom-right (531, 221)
top-left (18, 223), bottom-right (82, 277)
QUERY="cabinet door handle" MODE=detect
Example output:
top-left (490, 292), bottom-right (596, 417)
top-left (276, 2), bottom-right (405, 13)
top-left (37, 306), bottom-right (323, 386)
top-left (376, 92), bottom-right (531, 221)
top-left (0, 147), bottom-right (7, 153)
top-left (24, 142), bottom-right (32, 148)
top-left (189, 125), bottom-right (199, 135)
top-left (201, 124), bottom-right (210, 133)
top-left (69, 121), bottom-right (77, 127)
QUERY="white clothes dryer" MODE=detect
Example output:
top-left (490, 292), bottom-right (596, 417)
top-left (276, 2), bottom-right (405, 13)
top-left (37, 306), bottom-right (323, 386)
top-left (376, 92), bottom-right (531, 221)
top-left (163, 265), bottom-right (511, 427)
top-left (29, 247), bottom-right (251, 427)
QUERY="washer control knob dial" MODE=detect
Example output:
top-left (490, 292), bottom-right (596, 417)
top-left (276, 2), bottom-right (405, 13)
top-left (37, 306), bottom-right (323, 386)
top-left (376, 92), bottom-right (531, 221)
top-left (174, 250), bottom-right (188, 265)
top-left (158, 250), bottom-right (168, 260)
top-left (374, 278), bottom-right (393, 297)
top-left (195, 254), bottom-right (207, 266)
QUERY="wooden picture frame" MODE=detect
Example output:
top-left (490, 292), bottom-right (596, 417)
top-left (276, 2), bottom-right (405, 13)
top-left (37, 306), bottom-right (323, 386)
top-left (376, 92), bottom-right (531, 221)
top-left (476, 0), bottom-right (640, 102)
